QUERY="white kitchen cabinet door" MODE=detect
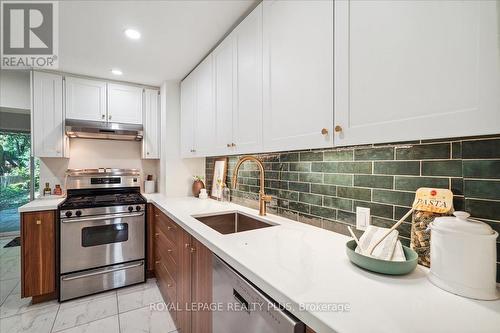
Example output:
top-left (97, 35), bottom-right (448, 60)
top-left (263, 0), bottom-right (334, 152)
top-left (32, 71), bottom-right (66, 158)
top-left (233, 2), bottom-right (263, 155)
top-left (180, 73), bottom-right (196, 157)
top-left (107, 83), bottom-right (143, 124)
top-left (142, 89), bottom-right (160, 159)
top-left (65, 76), bottom-right (106, 122)
top-left (334, 0), bottom-right (500, 146)
top-left (213, 36), bottom-right (235, 155)
top-left (193, 56), bottom-right (216, 156)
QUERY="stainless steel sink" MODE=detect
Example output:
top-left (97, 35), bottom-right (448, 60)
top-left (193, 212), bottom-right (276, 234)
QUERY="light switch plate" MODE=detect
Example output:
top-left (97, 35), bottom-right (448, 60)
top-left (356, 207), bottom-right (371, 231)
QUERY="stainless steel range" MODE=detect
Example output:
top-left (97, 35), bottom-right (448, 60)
top-left (58, 168), bottom-right (146, 301)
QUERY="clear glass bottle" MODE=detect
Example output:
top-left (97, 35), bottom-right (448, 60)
top-left (221, 183), bottom-right (231, 204)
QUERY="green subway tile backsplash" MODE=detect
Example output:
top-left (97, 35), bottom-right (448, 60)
top-left (299, 172), bottom-right (323, 183)
top-left (464, 180), bottom-right (500, 200)
top-left (354, 147), bottom-right (394, 160)
top-left (354, 175), bottom-right (393, 189)
top-left (462, 138), bottom-right (500, 159)
top-left (324, 150), bottom-right (353, 161)
top-left (299, 151), bottom-right (324, 161)
top-left (324, 174), bottom-right (353, 186)
top-left (206, 134), bottom-right (500, 282)
top-left (311, 184), bottom-right (337, 196)
top-left (394, 176), bottom-right (449, 191)
top-left (422, 160), bottom-right (462, 177)
top-left (323, 196), bottom-right (353, 211)
top-left (373, 161), bottom-right (420, 175)
top-left (337, 186), bottom-right (371, 201)
top-left (372, 189), bottom-right (415, 206)
top-left (396, 143), bottom-right (450, 160)
top-left (463, 160), bottom-right (500, 179)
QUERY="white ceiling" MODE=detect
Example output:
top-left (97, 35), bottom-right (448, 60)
top-left (58, 0), bottom-right (258, 86)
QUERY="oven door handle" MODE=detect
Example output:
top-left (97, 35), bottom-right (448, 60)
top-left (61, 262), bottom-right (144, 281)
top-left (61, 212), bottom-right (144, 223)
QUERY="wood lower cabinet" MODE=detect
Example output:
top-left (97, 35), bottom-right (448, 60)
top-left (146, 204), bottom-right (155, 277)
top-left (152, 205), bottom-right (213, 333)
top-left (21, 210), bottom-right (56, 300)
top-left (190, 237), bottom-right (212, 332)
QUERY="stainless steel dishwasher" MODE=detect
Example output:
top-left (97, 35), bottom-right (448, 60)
top-left (212, 255), bottom-right (305, 333)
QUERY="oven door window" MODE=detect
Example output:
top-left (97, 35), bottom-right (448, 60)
top-left (81, 223), bottom-right (128, 247)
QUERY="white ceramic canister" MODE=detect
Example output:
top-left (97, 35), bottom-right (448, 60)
top-left (144, 180), bottom-right (155, 194)
top-left (428, 211), bottom-right (499, 300)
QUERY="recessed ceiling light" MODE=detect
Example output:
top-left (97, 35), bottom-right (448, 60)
top-left (124, 28), bottom-right (141, 40)
top-left (111, 69), bottom-right (123, 75)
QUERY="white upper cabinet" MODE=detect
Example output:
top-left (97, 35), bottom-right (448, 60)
top-left (262, 0), bottom-right (334, 152)
top-left (213, 36), bottom-right (235, 155)
top-left (142, 89), bottom-right (160, 159)
top-left (334, 0), bottom-right (500, 146)
top-left (212, 3), bottom-right (263, 156)
top-left (65, 77), bottom-right (107, 122)
top-left (193, 56), bottom-right (216, 155)
top-left (180, 73), bottom-right (196, 157)
top-left (232, 3), bottom-right (263, 154)
top-left (107, 83), bottom-right (143, 125)
top-left (32, 71), bottom-right (68, 158)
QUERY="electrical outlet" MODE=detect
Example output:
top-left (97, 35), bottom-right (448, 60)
top-left (356, 207), bottom-right (371, 230)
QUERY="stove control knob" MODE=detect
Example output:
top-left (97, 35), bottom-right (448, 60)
top-left (75, 210), bottom-right (82, 217)
top-left (65, 211), bottom-right (72, 218)
top-left (128, 206), bottom-right (134, 212)
top-left (136, 206), bottom-right (141, 212)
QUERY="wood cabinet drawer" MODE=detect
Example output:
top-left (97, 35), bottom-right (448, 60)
top-left (156, 259), bottom-right (177, 303)
top-left (155, 209), bottom-right (178, 245)
top-left (157, 250), bottom-right (178, 282)
top-left (155, 227), bottom-right (178, 261)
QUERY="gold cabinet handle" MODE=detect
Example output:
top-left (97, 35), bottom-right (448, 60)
top-left (167, 283), bottom-right (172, 288)
top-left (167, 226), bottom-right (172, 230)
top-left (334, 125), bottom-right (343, 133)
top-left (184, 243), bottom-right (190, 248)
top-left (36, 220), bottom-right (41, 225)
top-left (321, 128), bottom-right (329, 135)
top-left (155, 214), bottom-right (159, 217)
top-left (167, 249), bottom-right (172, 253)
top-left (155, 233), bottom-right (159, 237)
top-left (190, 247), bottom-right (196, 253)
top-left (155, 260), bottom-right (160, 265)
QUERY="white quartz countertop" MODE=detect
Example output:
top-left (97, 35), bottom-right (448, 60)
top-left (18, 196), bottom-right (65, 213)
top-left (143, 194), bottom-right (500, 333)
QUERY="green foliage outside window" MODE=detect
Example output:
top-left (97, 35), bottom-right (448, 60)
top-left (0, 132), bottom-right (38, 210)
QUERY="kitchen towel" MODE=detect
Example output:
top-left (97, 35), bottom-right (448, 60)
top-left (355, 225), bottom-right (399, 260)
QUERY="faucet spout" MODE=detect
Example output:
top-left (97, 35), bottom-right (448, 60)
top-left (231, 156), bottom-right (272, 216)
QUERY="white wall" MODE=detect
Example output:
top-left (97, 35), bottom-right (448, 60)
top-left (160, 80), bottom-right (205, 196)
top-left (0, 70), bottom-right (30, 111)
top-left (39, 139), bottom-right (159, 194)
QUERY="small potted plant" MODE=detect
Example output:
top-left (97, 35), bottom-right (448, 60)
top-left (192, 176), bottom-right (205, 197)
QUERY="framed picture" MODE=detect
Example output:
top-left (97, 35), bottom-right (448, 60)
top-left (211, 157), bottom-right (228, 199)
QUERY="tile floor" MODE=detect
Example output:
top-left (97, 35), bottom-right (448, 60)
top-left (0, 236), bottom-right (178, 333)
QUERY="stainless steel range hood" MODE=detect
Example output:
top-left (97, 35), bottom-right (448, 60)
top-left (65, 119), bottom-right (143, 141)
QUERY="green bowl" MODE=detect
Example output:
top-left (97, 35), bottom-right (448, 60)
top-left (345, 240), bottom-right (418, 275)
